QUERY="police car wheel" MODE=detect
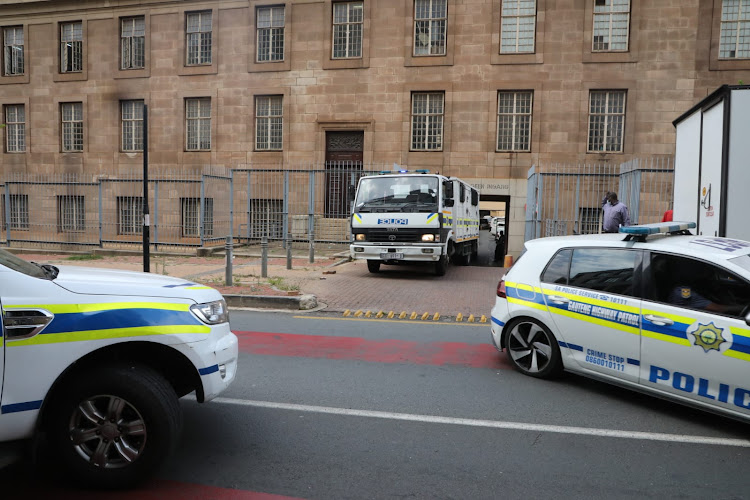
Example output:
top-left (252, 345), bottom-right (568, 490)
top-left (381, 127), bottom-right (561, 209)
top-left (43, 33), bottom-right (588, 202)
top-left (367, 260), bottom-right (380, 273)
top-left (504, 318), bottom-right (563, 379)
top-left (48, 363), bottom-right (182, 489)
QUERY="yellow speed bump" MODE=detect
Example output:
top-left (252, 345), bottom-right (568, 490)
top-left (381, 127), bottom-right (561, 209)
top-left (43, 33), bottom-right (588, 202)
top-left (354, 310), bottom-right (363, 317)
top-left (421, 312), bottom-right (430, 321)
top-left (343, 310), bottom-right (351, 317)
top-left (410, 311), bottom-right (418, 320)
top-left (468, 314), bottom-right (475, 323)
top-left (456, 313), bottom-right (463, 322)
top-left (480, 315), bottom-right (487, 323)
top-left (433, 312), bottom-right (440, 321)
top-left (365, 310), bottom-right (372, 318)
top-left (376, 311), bottom-right (384, 318)
top-left (398, 311), bottom-right (407, 319)
top-left (387, 311), bottom-right (395, 319)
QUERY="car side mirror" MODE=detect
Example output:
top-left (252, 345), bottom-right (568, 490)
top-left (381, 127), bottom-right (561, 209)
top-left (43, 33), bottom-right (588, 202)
top-left (745, 310), bottom-right (750, 327)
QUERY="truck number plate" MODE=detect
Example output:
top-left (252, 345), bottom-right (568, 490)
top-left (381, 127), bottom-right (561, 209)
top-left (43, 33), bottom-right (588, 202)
top-left (380, 252), bottom-right (404, 260)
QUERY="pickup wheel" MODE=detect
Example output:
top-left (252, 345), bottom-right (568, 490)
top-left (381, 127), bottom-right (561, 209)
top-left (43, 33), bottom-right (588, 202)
top-left (47, 363), bottom-right (182, 489)
top-left (367, 260), bottom-right (381, 273)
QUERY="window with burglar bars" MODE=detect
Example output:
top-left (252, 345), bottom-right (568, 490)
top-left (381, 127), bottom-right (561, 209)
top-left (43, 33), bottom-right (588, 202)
top-left (500, 0), bottom-right (536, 53)
top-left (1, 194), bottom-right (29, 230)
top-left (3, 26), bottom-right (23, 76)
top-left (5, 104), bottom-right (25, 153)
top-left (332, 2), bottom-right (363, 59)
top-left (121, 100), bottom-right (144, 152)
top-left (720, 0), bottom-right (750, 58)
top-left (60, 21), bottom-right (83, 73)
top-left (578, 207), bottom-right (601, 235)
top-left (255, 95), bottom-right (283, 151)
top-left (181, 197), bottom-right (213, 237)
top-left (497, 91), bottom-right (532, 152)
top-left (61, 102), bottom-right (83, 152)
top-left (186, 98), bottom-right (211, 151)
top-left (186, 11), bottom-right (212, 65)
top-left (592, 0), bottom-right (630, 52)
top-left (58, 195), bottom-right (85, 232)
top-left (414, 0), bottom-right (447, 56)
top-left (411, 92), bottom-right (444, 151)
top-left (257, 6), bottom-right (285, 62)
top-left (121, 16), bottom-right (145, 69)
top-left (117, 196), bottom-right (143, 235)
top-left (587, 90), bottom-right (625, 153)
top-left (249, 199), bottom-right (283, 239)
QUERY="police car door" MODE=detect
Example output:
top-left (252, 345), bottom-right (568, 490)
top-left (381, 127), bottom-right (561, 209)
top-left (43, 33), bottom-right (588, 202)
top-left (640, 252), bottom-right (750, 418)
top-left (542, 247), bottom-right (642, 384)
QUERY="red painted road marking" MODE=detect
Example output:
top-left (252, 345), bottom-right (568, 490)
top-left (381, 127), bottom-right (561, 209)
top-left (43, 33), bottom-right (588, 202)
top-left (235, 331), bottom-right (511, 369)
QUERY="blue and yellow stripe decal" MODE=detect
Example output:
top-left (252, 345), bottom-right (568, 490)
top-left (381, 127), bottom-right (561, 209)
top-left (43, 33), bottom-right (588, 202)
top-left (504, 282), bottom-right (548, 312)
top-left (727, 327), bottom-right (750, 362)
top-left (426, 213), bottom-right (438, 224)
top-left (352, 213), bottom-right (363, 224)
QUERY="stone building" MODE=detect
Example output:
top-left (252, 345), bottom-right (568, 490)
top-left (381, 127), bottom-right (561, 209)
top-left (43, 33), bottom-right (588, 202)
top-left (0, 0), bottom-right (749, 255)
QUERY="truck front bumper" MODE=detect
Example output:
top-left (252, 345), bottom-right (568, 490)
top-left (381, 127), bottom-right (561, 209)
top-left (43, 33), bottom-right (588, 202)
top-left (349, 244), bottom-right (444, 262)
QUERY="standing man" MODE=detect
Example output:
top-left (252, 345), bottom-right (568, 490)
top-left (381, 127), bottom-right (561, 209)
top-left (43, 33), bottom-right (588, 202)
top-left (602, 192), bottom-right (631, 233)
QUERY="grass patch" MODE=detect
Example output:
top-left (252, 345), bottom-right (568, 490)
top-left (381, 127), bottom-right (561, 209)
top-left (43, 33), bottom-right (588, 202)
top-left (66, 254), bottom-right (103, 261)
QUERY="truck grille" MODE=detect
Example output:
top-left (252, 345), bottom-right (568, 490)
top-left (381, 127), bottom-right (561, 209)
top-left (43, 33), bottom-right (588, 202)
top-left (367, 229), bottom-right (423, 243)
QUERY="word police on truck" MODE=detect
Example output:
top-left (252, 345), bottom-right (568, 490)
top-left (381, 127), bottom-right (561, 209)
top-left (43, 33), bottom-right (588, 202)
top-left (350, 170), bottom-right (480, 276)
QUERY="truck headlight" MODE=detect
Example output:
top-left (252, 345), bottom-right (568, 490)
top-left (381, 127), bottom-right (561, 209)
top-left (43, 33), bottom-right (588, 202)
top-left (355, 233), bottom-right (366, 241)
top-left (190, 299), bottom-right (229, 325)
top-left (421, 234), bottom-right (435, 242)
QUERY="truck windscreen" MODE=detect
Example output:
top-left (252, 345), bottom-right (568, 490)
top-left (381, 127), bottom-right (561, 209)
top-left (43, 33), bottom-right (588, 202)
top-left (354, 176), bottom-right (439, 212)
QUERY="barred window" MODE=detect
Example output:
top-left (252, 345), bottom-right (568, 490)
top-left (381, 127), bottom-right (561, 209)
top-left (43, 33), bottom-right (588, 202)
top-left (255, 95), bottom-right (283, 151)
top-left (411, 92), bottom-right (444, 151)
top-left (257, 6), bottom-right (285, 62)
top-left (588, 90), bottom-right (626, 153)
top-left (186, 11), bottom-right (212, 65)
top-left (414, 0), bottom-right (447, 56)
top-left (500, 0), bottom-right (536, 53)
top-left (578, 207), bottom-right (601, 235)
top-left (121, 100), bottom-right (144, 152)
top-left (3, 26), bottom-right (23, 75)
top-left (1, 194), bottom-right (29, 230)
top-left (61, 102), bottom-right (83, 152)
top-left (58, 195), bottom-right (85, 232)
top-left (60, 21), bottom-right (83, 73)
top-left (117, 196), bottom-right (143, 235)
top-left (186, 98), bottom-right (211, 151)
top-left (720, 0), bottom-right (750, 58)
top-left (5, 104), bottom-right (25, 153)
top-left (497, 91), bottom-right (532, 152)
top-left (332, 1), bottom-right (363, 59)
top-left (181, 197), bottom-right (213, 237)
top-left (121, 16), bottom-right (145, 69)
top-left (593, 0), bottom-right (630, 52)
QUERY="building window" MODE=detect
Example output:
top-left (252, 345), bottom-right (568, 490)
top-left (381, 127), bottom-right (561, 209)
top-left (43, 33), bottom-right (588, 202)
top-left (185, 98), bottom-right (211, 151)
top-left (60, 21), bottom-right (83, 73)
top-left (414, 0), bottom-right (447, 56)
top-left (1, 194), bottom-right (29, 230)
top-left (121, 16), bottom-right (145, 69)
top-left (58, 195), bottom-right (85, 232)
top-left (411, 92), bottom-right (444, 151)
top-left (592, 0), bottom-right (630, 52)
top-left (257, 6), bottom-right (285, 62)
top-left (5, 104), bottom-right (25, 153)
top-left (121, 100), bottom-right (144, 152)
top-left (186, 11), bottom-right (212, 65)
top-left (181, 197), bottom-right (213, 237)
top-left (333, 1), bottom-right (363, 59)
top-left (578, 207), bottom-right (601, 235)
top-left (3, 26), bottom-right (23, 75)
top-left (500, 0), bottom-right (536, 53)
top-left (255, 95), bottom-right (283, 151)
top-left (497, 91), bottom-right (532, 152)
top-left (720, 0), bottom-right (750, 59)
top-left (61, 102), bottom-right (83, 152)
top-left (588, 90), bottom-right (626, 153)
top-left (117, 196), bottom-right (143, 235)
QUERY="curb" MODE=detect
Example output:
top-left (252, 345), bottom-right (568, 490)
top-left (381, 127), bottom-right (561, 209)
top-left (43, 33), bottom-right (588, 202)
top-left (224, 293), bottom-right (318, 311)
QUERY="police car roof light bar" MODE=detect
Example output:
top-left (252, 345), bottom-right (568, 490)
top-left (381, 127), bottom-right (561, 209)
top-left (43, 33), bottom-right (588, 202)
top-left (620, 221), bottom-right (696, 241)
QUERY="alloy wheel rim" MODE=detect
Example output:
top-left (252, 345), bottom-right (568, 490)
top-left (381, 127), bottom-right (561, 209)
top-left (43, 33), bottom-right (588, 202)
top-left (508, 322), bottom-right (553, 373)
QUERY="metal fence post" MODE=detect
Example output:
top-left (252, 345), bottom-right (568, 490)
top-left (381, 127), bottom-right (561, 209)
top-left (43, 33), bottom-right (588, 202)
top-left (286, 232), bottom-right (293, 270)
top-left (308, 171), bottom-right (315, 263)
top-left (282, 170), bottom-right (289, 249)
top-left (153, 180), bottom-right (159, 251)
top-left (229, 170), bottom-right (234, 248)
top-left (261, 236), bottom-right (268, 278)
top-left (4, 184), bottom-right (10, 247)
top-left (225, 236), bottom-right (233, 286)
top-left (200, 175), bottom-right (205, 248)
top-left (98, 179), bottom-right (103, 247)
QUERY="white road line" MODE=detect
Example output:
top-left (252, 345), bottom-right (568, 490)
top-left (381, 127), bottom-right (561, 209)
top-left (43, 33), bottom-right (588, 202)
top-left (212, 397), bottom-right (750, 448)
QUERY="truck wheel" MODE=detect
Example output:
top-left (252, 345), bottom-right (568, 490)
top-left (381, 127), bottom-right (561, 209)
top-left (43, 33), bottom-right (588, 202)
top-left (435, 255), bottom-right (448, 276)
top-left (367, 260), bottom-right (381, 273)
top-left (47, 363), bottom-right (182, 489)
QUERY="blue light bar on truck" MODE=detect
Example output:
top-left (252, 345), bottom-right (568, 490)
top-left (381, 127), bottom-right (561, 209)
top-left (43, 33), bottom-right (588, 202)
top-left (377, 169), bottom-right (430, 174)
top-left (619, 222), bottom-right (696, 235)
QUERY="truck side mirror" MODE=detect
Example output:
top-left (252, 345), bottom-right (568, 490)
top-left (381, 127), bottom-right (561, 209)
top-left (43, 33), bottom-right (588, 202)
top-left (444, 199), bottom-right (454, 207)
top-left (443, 181), bottom-right (454, 199)
top-left (348, 185), bottom-right (356, 199)
top-left (471, 189), bottom-right (478, 206)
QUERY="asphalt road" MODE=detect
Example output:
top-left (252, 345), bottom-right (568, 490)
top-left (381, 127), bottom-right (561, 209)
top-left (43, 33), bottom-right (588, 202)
top-left (5, 311), bottom-right (748, 499)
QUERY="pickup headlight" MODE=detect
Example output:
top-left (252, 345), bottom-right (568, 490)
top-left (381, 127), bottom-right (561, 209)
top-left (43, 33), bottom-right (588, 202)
top-left (190, 299), bottom-right (229, 325)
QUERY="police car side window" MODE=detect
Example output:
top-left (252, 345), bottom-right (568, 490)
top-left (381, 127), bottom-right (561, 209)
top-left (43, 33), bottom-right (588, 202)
top-left (568, 248), bottom-right (637, 297)
top-left (650, 253), bottom-right (750, 317)
top-left (541, 249), bottom-right (572, 284)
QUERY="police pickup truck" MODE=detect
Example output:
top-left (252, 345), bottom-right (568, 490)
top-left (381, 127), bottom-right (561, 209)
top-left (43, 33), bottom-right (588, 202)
top-left (0, 249), bottom-right (238, 488)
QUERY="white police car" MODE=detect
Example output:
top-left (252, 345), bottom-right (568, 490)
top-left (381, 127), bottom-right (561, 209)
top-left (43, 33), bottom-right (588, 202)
top-left (490, 222), bottom-right (750, 423)
top-left (0, 250), bottom-right (238, 487)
